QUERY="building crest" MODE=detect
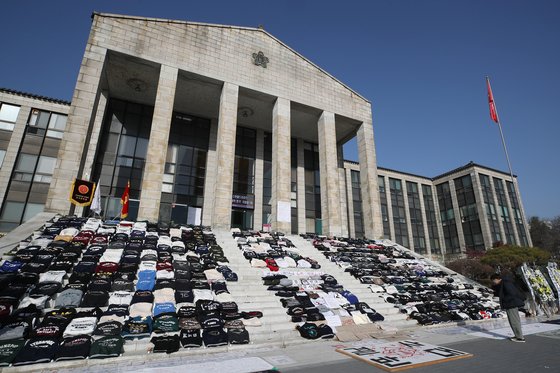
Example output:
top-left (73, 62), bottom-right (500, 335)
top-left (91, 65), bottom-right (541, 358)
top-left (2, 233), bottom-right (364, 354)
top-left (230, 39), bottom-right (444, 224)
top-left (252, 51), bottom-right (269, 68)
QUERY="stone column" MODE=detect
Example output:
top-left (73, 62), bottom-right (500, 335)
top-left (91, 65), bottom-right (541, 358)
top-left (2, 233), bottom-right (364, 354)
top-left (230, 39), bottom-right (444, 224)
top-left (502, 178), bottom-right (520, 245)
top-left (418, 185), bottom-right (432, 258)
top-left (253, 129), bottom-right (265, 230)
top-left (137, 65), bottom-right (178, 221)
top-left (296, 138), bottom-right (306, 234)
top-left (338, 167), bottom-right (349, 237)
top-left (0, 105), bottom-right (31, 210)
top-left (432, 184), bottom-right (446, 262)
top-left (490, 177), bottom-right (507, 245)
top-left (472, 171), bottom-right (493, 249)
top-left (75, 89), bottom-right (109, 217)
top-left (356, 120), bottom-right (383, 239)
top-left (211, 82), bottom-right (239, 229)
top-left (345, 168), bottom-right (356, 238)
top-left (402, 181), bottom-right (415, 250)
top-left (384, 176), bottom-right (396, 242)
top-left (317, 111), bottom-right (342, 236)
top-left (45, 44), bottom-right (107, 214)
top-left (513, 178), bottom-right (533, 246)
top-left (202, 119), bottom-right (218, 226)
top-left (449, 179), bottom-right (467, 255)
top-left (270, 98), bottom-right (291, 233)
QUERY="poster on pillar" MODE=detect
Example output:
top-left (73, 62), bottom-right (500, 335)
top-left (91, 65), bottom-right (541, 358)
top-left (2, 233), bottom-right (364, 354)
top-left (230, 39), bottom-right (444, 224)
top-left (277, 201), bottom-right (292, 223)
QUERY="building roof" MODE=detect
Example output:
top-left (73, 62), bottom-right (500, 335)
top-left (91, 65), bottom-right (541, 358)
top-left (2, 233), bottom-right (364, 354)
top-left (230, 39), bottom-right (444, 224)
top-left (92, 12), bottom-right (370, 104)
top-left (0, 87), bottom-right (71, 106)
top-left (344, 160), bottom-right (516, 180)
top-left (432, 161), bottom-right (517, 180)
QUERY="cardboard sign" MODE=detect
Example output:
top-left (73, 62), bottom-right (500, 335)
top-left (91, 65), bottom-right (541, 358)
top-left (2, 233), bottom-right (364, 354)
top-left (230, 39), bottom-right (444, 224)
top-left (69, 179), bottom-right (96, 207)
top-left (336, 340), bottom-right (472, 372)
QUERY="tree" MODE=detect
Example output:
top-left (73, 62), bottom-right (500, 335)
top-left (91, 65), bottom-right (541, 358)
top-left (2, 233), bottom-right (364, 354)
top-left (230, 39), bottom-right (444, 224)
top-left (480, 245), bottom-right (551, 273)
top-left (529, 216), bottom-right (553, 250)
top-left (447, 258), bottom-right (494, 284)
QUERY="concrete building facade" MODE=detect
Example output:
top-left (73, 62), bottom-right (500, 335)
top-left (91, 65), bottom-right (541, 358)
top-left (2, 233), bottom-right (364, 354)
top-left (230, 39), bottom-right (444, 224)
top-left (43, 12), bottom-right (383, 238)
top-left (343, 161), bottom-right (532, 262)
top-left (0, 13), bottom-right (533, 261)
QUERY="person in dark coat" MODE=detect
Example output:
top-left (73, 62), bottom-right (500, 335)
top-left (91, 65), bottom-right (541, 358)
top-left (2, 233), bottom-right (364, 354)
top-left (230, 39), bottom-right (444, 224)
top-left (491, 273), bottom-right (526, 342)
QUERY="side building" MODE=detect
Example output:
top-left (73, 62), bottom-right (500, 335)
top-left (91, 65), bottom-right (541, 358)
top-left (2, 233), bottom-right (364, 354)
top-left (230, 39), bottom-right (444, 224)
top-left (344, 160), bottom-right (532, 262)
top-left (0, 88), bottom-right (69, 232)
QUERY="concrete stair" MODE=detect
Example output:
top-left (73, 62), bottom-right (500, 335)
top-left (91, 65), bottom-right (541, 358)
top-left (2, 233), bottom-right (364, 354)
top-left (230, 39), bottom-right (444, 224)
top-left (213, 230), bottom-right (303, 346)
top-left (287, 234), bottom-right (419, 330)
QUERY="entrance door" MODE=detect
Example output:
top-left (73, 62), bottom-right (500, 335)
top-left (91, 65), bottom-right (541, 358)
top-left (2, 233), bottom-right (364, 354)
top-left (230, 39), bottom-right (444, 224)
top-left (231, 208), bottom-right (254, 230)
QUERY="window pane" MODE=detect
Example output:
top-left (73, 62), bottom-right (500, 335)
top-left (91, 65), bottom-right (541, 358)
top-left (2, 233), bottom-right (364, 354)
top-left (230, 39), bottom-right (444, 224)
top-left (0, 150), bottom-right (5, 168)
top-left (15, 154), bottom-right (37, 172)
top-left (0, 104), bottom-right (20, 123)
top-left (23, 203), bottom-right (44, 221)
top-left (48, 113), bottom-right (67, 130)
top-left (37, 156), bottom-right (56, 174)
top-left (0, 201), bottom-right (25, 222)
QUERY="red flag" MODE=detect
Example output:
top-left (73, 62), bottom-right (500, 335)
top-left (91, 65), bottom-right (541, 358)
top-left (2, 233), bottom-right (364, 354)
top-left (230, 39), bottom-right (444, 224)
top-left (486, 77), bottom-right (499, 123)
top-left (120, 181), bottom-right (130, 219)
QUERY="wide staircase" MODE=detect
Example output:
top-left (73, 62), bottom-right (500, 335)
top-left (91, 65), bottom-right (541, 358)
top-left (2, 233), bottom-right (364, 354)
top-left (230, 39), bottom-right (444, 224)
top-left (213, 230), bottom-right (304, 347)
top-left (288, 234), bottom-right (418, 330)
top-left (213, 230), bottom-right (418, 343)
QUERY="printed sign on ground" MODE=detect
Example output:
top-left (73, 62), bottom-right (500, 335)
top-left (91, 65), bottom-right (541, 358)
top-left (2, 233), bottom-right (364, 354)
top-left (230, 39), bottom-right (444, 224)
top-left (336, 340), bottom-right (472, 372)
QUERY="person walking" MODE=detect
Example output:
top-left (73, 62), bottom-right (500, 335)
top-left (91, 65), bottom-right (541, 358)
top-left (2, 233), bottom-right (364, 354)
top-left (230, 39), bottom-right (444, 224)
top-left (491, 273), bottom-right (526, 342)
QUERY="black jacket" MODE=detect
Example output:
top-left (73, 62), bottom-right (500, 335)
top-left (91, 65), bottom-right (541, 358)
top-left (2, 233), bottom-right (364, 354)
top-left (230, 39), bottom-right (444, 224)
top-left (493, 277), bottom-right (526, 310)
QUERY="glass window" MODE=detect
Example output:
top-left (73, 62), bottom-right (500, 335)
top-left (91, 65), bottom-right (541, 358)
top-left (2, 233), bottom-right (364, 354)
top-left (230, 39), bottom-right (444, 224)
top-left (36, 156), bottom-right (56, 175)
top-left (0, 103), bottom-right (20, 123)
top-left (0, 150), bottom-right (5, 168)
top-left (15, 153), bottom-right (37, 172)
top-left (0, 201), bottom-right (25, 222)
top-left (22, 203), bottom-right (44, 222)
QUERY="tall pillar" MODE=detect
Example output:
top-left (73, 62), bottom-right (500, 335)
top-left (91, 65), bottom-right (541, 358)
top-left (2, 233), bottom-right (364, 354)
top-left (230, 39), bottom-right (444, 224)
top-left (318, 111), bottom-right (342, 236)
top-left (45, 45), bottom-right (107, 214)
top-left (490, 177), bottom-right (507, 245)
top-left (385, 176), bottom-right (396, 242)
top-left (0, 105), bottom-right (31, 211)
top-left (513, 178), bottom-right (533, 246)
top-left (338, 167), bottom-right (349, 237)
top-left (75, 89), bottom-right (109, 217)
top-left (432, 184), bottom-right (446, 262)
top-left (137, 65), bottom-right (178, 221)
top-left (402, 181), bottom-right (415, 251)
top-left (418, 185), bottom-right (432, 258)
top-left (449, 179), bottom-right (467, 255)
top-left (345, 168), bottom-right (356, 238)
top-left (211, 82), bottom-right (239, 229)
top-left (296, 138), bottom-right (306, 234)
top-left (502, 178), bottom-right (520, 245)
top-left (270, 98), bottom-right (291, 233)
top-left (472, 171), bottom-right (493, 249)
top-left (202, 119), bottom-right (218, 226)
top-left (253, 129), bottom-right (265, 230)
top-left (356, 120), bottom-right (383, 239)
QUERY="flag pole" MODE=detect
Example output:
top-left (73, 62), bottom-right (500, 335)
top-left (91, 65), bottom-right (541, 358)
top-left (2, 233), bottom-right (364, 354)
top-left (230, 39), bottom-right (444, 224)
top-left (487, 77), bottom-right (524, 242)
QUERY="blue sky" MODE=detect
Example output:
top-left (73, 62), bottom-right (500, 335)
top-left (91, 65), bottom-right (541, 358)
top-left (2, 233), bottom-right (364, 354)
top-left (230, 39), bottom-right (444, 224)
top-left (1, 1), bottom-right (558, 218)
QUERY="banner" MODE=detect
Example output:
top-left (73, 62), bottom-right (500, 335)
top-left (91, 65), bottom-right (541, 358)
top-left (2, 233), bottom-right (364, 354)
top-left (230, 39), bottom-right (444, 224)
top-left (69, 179), bottom-right (96, 207)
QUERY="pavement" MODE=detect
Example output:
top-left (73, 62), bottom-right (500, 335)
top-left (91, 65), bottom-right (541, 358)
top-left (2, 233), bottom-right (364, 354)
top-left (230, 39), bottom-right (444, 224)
top-left (17, 315), bottom-right (557, 373)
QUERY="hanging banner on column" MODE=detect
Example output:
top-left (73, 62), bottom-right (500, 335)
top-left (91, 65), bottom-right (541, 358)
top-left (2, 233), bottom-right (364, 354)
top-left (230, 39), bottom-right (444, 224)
top-left (69, 179), bottom-right (96, 207)
top-left (277, 201), bottom-right (292, 223)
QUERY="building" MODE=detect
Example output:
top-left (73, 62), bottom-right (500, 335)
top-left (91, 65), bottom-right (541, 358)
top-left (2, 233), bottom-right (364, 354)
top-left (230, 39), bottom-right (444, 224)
top-left (0, 13), bottom-right (532, 260)
top-left (0, 88), bottom-right (70, 232)
top-left (344, 161), bottom-right (532, 261)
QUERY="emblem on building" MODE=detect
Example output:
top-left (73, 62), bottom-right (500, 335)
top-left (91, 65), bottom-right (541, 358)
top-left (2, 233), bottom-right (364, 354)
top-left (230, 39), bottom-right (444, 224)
top-left (252, 51), bottom-right (269, 68)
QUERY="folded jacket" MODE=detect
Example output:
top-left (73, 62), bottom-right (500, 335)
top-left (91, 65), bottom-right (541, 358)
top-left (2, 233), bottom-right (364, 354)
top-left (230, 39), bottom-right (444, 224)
top-left (63, 317), bottom-right (97, 337)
